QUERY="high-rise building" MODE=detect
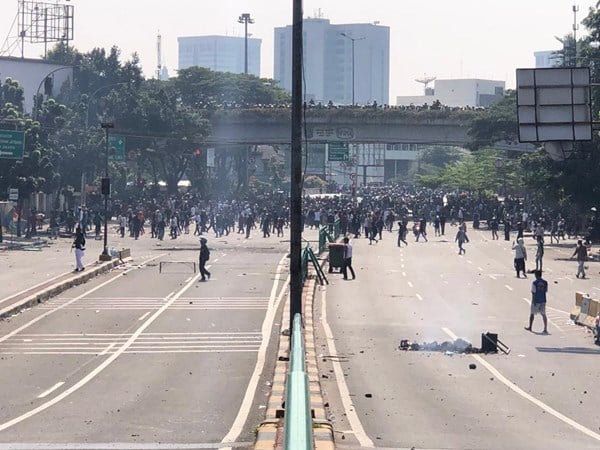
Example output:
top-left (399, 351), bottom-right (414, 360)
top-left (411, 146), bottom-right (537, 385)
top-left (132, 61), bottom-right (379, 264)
top-left (274, 18), bottom-right (390, 105)
top-left (178, 35), bottom-right (261, 76)
top-left (534, 50), bottom-right (563, 68)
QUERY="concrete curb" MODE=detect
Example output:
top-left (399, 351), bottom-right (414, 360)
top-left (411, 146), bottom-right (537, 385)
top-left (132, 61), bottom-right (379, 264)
top-left (0, 256), bottom-right (133, 320)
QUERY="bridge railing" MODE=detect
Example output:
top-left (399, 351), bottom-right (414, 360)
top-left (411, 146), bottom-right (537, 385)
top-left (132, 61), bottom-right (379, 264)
top-left (284, 313), bottom-right (314, 450)
top-left (318, 219), bottom-right (341, 254)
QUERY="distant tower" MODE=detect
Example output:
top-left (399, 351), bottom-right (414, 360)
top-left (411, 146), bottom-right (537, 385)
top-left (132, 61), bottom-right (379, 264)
top-left (156, 31), bottom-right (162, 80)
top-left (415, 75), bottom-right (436, 94)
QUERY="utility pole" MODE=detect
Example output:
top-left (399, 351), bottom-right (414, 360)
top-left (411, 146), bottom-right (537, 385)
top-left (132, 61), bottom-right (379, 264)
top-left (238, 13), bottom-right (254, 74)
top-left (100, 122), bottom-right (114, 261)
top-left (290, 0), bottom-right (303, 329)
top-left (573, 4), bottom-right (579, 67)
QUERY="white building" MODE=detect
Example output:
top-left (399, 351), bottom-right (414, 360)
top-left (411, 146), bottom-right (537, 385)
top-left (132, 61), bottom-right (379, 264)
top-left (274, 18), bottom-right (390, 105)
top-left (0, 56), bottom-right (72, 113)
top-left (396, 78), bottom-right (505, 108)
top-left (534, 50), bottom-right (562, 68)
top-left (178, 35), bottom-right (261, 76)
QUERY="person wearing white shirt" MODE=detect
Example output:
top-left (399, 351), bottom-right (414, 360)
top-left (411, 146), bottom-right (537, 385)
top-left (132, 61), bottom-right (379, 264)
top-left (342, 237), bottom-right (356, 280)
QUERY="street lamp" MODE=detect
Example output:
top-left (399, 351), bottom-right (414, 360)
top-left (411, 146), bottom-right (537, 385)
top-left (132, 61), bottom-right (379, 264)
top-left (100, 122), bottom-right (114, 261)
top-left (340, 32), bottom-right (365, 106)
top-left (238, 13), bottom-right (254, 74)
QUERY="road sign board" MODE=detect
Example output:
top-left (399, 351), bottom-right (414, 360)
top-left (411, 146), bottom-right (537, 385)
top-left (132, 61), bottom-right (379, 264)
top-left (0, 130), bottom-right (25, 160)
top-left (328, 142), bottom-right (349, 161)
top-left (109, 134), bottom-right (126, 161)
top-left (8, 188), bottom-right (18, 201)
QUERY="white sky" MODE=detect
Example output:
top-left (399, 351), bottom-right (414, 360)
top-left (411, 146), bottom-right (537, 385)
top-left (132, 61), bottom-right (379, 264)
top-left (0, 0), bottom-right (597, 103)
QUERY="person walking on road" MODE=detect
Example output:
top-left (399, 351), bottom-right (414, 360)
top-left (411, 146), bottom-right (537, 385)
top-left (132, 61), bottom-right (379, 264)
top-left (489, 217), bottom-right (499, 240)
top-left (525, 270), bottom-right (548, 334)
top-left (342, 236), bottom-right (356, 280)
top-left (513, 237), bottom-right (528, 278)
top-left (397, 220), bottom-right (408, 247)
top-left (416, 216), bottom-right (428, 242)
top-left (455, 227), bottom-right (469, 255)
top-left (571, 239), bottom-right (588, 279)
top-left (72, 226), bottom-right (86, 272)
top-left (199, 237), bottom-right (211, 282)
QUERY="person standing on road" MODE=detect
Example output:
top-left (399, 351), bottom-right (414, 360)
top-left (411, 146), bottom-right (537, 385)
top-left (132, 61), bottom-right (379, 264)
top-left (489, 217), bottom-right (499, 240)
top-left (525, 270), bottom-right (548, 334)
top-left (342, 236), bottom-right (356, 280)
top-left (199, 237), bottom-right (211, 282)
top-left (571, 239), bottom-right (588, 279)
top-left (72, 226), bottom-right (86, 272)
top-left (417, 216), bottom-right (428, 242)
top-left (513, 237), bottom-right (528, 278)
top-left (535, 236), bottom-right (544, 271)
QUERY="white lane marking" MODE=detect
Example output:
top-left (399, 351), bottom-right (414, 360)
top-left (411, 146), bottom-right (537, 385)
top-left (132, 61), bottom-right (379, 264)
top-left (505, 285), bottom-right (513, 291)
top-left (521, 298), bottom-right (567, 332)
top-left (441, 327), bottom-right (600, 443)
top-left (320, 287), bottom-right (374, 447)
top-left (478, 267), bottom-right (484, 271)
top-left (489, 275), bottom-right (497, 280)
top-left (416, 293), bottom-right (423, 301)
top-left (521, 297), bottom-right (570, 316)
top-left (99, 342), bottom-right (116, 356)
top-left (401, 264), bottom-right (405, 269)
top-left (0, 254), bottom-right (182, 433)
top-left (593, 287), bottom-right (600, 292)
top-left (467, 260), bottom-right (473, 264)
top-left (220, 254), bottom-right (288, 444)
top-left (408, 281), bottom-right (414, 288)
top-left (138, 312), bottom-right (151, 321)
top-left (0, 254), bottom-right (167, 345)
top-left (565, 276), bottom-right (573, 281)
top-left (0, 272), bottom-right (72, 306)
top-left (185, 276), bottom-right (193, 282)
top-left (37, 382), bottom-right (64, 399)
top-left (402, 272), bottom-right (406, 277)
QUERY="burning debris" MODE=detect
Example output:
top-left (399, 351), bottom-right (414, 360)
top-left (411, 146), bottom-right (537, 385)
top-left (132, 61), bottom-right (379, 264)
top-left (399, 338), bottom-right (479, 353)
top-left (399, 333), bottom-right (510, 355)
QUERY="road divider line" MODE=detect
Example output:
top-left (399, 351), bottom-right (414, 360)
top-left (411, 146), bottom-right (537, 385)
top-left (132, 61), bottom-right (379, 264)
top-left (320, 286), bottom-right (374, 447)
top-left (441, 327), bottom-right (600, 443)
top-left (505, 285), bottom-right (513, 291)
top-left (478, 267), bottom-right (483, 271)
top-left (99, 342), bottom-right (116, 356)
top-left (0, 272), bottom-right (71, 306)
top-left (138, 312), bottom-right (151, 321)
top-left (489, 275), bottom-right (497, 280)
top-left (416, 293), bottom-right (423, 301)
top-left (467, 260), bottom-right (473, 264)
top-left (220, 254), bottom-right (288, 444)
top-left (408, 281), bottom-right (414, 288)
top-left (402, 272), bottom-right (406, 277)
top-left (37, 382), bottom-right (64, 399)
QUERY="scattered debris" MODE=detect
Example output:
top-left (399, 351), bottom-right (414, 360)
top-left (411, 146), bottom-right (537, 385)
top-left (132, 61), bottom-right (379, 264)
top-left (469, 363), bottom-right (477, 370)
top-left (399, 338), bottom-right (478, 353)
top-left (365, 393), bottom-right (372, 398)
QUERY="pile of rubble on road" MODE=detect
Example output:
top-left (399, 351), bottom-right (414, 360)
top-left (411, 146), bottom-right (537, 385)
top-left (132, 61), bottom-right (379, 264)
top-left (399, 338), bottom-right (481, 354)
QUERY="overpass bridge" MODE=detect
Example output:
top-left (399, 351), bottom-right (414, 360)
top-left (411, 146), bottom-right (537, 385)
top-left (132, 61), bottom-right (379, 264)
top-left (206, 108), bottom-right (479, 146)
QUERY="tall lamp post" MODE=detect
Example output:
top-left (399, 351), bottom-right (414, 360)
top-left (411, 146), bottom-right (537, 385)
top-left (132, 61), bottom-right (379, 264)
top-left (340, 32), bottom-right (365, 106)
top-left (238, 13), bottom-right (254, 74)
top-left (100, 122), bottom-right (114, 261)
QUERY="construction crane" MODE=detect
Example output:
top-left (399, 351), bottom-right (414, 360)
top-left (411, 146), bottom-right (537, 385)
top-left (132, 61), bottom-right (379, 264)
top-left (156, 31), bottom-right (162, 80)
top-left (415, 75), bottom-right (436, 93)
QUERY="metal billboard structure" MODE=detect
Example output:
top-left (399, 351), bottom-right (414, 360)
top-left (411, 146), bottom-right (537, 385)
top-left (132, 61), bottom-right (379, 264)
top-left (1, 1), bottom-right (74, 58)
top-left (517, 67), bottom-right (592, 160)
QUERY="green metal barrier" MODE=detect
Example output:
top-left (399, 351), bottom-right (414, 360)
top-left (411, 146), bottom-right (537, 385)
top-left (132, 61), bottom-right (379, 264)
top-left (284, 313), bottom-right (314, 450)
top-left (318, 219), bottom-right (341, 254)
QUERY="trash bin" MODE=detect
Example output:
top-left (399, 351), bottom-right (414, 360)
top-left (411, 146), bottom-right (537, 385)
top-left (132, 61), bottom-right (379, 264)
top-left (328, 243), bottom-right (346, 273)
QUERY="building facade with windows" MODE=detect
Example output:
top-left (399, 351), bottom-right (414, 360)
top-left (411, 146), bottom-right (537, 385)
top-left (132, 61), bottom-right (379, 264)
top-left (274, 18), bottom-right (390, 105)
top-left (178, 35), bottom-right (261, 76)
top-left (396, 79), bottom-right (505, 108)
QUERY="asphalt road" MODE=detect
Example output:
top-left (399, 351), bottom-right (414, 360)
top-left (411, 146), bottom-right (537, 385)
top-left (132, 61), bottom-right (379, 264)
top-left (0, 231), bottom-right (290, 449)
top-left (317, 226), bottom-right (600, 450)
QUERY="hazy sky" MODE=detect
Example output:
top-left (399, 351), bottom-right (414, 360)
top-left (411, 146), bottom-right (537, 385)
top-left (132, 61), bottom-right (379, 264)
top-left (0, 0), bottom-right (597, 102)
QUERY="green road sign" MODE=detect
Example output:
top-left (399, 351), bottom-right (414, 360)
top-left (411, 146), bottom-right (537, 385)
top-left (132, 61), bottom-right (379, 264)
top-left (0, 130), bottom-right (25, 160)
top-left (109, 134), bottom-right (126, 161)
top-left (328, 142), bottom-right (349, 161)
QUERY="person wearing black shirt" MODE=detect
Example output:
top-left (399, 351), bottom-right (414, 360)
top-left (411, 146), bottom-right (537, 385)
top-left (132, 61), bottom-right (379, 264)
top-left (72, 226), bottom-right (86, 272)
